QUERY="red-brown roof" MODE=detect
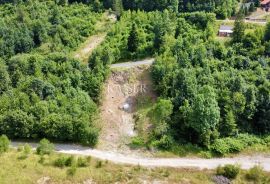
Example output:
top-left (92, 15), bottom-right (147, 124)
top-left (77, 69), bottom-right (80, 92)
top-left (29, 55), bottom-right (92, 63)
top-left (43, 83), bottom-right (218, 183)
top-left (261, 0), bottom-right (270, 5)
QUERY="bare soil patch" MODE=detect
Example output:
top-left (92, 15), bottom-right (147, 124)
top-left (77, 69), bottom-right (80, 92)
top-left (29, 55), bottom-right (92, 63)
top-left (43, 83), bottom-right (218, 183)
top-left (98, 66), bottom-right (156, 154)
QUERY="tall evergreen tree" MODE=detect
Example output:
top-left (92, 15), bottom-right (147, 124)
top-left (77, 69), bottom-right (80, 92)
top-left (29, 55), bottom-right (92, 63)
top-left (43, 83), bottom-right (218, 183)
top-left (232, 12), bottom-right (245, 43)
top-left (127, 23), bottom-right (139, 53)
top-left (112, 0), bottom-right (123, 19)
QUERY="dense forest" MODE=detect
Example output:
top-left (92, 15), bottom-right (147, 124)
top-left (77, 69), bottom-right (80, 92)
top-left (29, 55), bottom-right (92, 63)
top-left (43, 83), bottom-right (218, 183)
top-left (0, 0), bottom-right (269, 153)
top-left (0, 1), bottom-right (108, 146)
top-left (89, 9), bottom-right (270, 154)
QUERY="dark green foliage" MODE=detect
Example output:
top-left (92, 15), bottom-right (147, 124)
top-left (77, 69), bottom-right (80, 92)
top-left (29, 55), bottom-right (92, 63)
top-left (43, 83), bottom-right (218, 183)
top-left (119, 0), bottom-right (237, 18)
top-left (0, 1), bottom-right (101, 59)
top-left (127, 23), bottom-right (139, 53)
top-left (211, 134), bottom-right (262, 155)
top-left (54, 156), bottom-right (69, 168)
top-left (36, 138), bottom-right (54, 155)
top-left (54, 155), bottom-right (76, 168)
top-left (77, 157), bottom-right (89, 167)
top-left (232, 12), bottom-right (245, 43)
top-left (0, 135), bottom-right (10, 153)
top-left (217, 164), bottom-right (240, 179)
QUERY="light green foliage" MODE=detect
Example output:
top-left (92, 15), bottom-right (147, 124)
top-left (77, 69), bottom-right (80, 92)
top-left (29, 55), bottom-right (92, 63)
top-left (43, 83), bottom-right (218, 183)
top-left (36, 138), bottom-right (54, 155)
top-left (246, 165), bottom-right (270, 183)
top-left (216, 164), bottom-right (240, 179)
top-left (77, 157), bottom-right (89, 167)
top-left (0, 135), bottom-right (9, 153)
top-left (211, 134), bottom-right (262, 155)
top-left (150, 99), bottom-right (173, 137)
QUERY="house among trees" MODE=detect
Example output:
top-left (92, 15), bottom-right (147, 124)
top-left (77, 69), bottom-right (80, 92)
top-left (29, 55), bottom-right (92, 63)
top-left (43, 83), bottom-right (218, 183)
top-left (261, 0), bottom-right (270, 11)
top-left (218, 25), bottom-right (234, 37)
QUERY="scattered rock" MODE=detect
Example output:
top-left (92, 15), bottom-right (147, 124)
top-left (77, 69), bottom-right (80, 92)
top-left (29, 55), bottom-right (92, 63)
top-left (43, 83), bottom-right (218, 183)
top-left (212, 175), bottom-right (231, 184)
top-left (83, 179), bottom-right (96, 184)
top-left (37, 176), bottom-right (51, 184)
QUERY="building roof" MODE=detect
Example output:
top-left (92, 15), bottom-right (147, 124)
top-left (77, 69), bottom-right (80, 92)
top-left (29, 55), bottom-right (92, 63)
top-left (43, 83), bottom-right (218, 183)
top-left (261, 0), bottom-right (270, 5)
top-left (219, 25), bottom-right (233, 33)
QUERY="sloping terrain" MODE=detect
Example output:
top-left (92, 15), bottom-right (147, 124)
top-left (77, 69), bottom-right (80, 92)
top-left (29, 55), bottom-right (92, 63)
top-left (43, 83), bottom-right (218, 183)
top-left (98, 61), bottom-right (156, 154)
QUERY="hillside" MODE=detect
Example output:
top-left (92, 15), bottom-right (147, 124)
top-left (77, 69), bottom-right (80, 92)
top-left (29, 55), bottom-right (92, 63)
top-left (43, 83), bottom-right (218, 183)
top-left (0, 0), bottom-right (270, 183)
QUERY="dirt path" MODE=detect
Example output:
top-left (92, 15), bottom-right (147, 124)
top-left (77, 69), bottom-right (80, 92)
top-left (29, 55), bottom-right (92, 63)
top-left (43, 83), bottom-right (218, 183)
top-left (73, 13), bottom-right (117, 62)
top-left (10, 141), bottom-right (270, 171)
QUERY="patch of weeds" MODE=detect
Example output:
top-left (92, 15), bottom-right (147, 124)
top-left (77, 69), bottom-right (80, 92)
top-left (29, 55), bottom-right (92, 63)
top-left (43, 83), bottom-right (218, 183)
top-left (17, 144), bottom-right (32, 160)
top-left (38, 155), bottom-right (45, 165)
top-left (245, 165), bottom-right (264, 182)
top-left (67, 165), bottom-right (77, 177)
top-left (77, 157), bottom-right (89, 167)
top-left (95, 160), bottom-right (103, 168)
top-left (129, 137), bottom-right (145, 148)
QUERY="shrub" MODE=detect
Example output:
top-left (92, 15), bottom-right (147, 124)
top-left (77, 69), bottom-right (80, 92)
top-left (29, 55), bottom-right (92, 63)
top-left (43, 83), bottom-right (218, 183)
top-left (65, 156), bottom-right (75, 167)
top-left (77, 157), bottom-right (89, 167)
top-left (0, 135), bottom-right (10, 153)
top-left (130, 137), bottom-right (144, 148)
top-left (211, 134), bottom-right (261, 155)
top-left (36, 139), bottom-right (54, 155)
top-left (151, 135), bottom-right (174, 150)
top-left (54, 156), bottom-right (68, 168)
top-left (23, 144), bottom-right (31, 155)
top-left (246, 166), bottom-right (264, 182)
top-left (216, 164), bottom-right (240, 179)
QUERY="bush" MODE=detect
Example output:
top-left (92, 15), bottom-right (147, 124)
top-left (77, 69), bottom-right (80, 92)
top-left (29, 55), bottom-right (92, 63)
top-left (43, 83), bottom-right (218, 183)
top-left (246, 166), bottom-right (264, 182)
top-left (130, 137), bottom-right (144, 148)
top-left (0, 135), bottom-right (10, 153)
top-left (23, 144), bottom-right (31, 155)
top-left (54, 156), bottom-right (67, 168)
top-left (211, 134), bottom-right (262, 155)
top-left (151, 135), bottom-right (174, 150)
top-left (77, 157), bottom-right (89, 167)
top-left (36, 139), bottom-right (54, 155)
top-left (216, 164), bottom-right (240, 179)
top-left (54, 155), bottom-right (75, 168)
top-left (65, 156), bottom-right (75, 167)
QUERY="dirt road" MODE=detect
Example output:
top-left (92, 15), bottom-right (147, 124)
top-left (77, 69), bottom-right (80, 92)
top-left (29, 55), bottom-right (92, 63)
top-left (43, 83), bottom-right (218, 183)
top-left (11, 141), bottom-right (270, 171)
top-left (111, 58), bottom-right (155, 68)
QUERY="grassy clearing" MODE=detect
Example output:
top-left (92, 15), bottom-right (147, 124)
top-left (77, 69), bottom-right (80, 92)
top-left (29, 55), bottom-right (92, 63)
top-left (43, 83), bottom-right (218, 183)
top-left (0, 149), bottom-right (215, 184)
top-left (1, 149), bottom-right (270, 183)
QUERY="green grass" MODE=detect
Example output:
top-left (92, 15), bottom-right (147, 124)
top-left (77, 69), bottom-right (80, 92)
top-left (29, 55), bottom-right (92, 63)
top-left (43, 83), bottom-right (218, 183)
top-left (1, 149), bottom-right (270, 183)
top-left (0, 149), bottom-right (215, 184)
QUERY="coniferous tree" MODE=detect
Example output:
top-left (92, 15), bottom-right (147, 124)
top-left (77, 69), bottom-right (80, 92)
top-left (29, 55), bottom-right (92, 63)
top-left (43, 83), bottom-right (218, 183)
top-left (112, 0), bottom-right (123, 19)
top-left (232, 12), bottom-right (245, 43)
top-left (127, 23), bottom-right (139, 53)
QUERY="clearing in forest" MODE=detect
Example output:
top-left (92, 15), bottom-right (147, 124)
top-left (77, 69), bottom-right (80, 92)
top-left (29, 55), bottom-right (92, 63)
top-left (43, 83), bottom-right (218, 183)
top-left (98, 64), bottom-right (156, 154)
top-left (73, 12), bottom-right (117, 62)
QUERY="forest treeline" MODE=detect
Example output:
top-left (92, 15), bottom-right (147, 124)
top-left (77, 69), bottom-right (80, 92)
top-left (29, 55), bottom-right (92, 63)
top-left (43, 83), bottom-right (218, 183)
top-left (89, 10), bottom-right (270, 154)
top-left (0, 1), bottom-right (108, 146)
top-left (0, 0), bottom-right (270, 152)
top-left (0, 0), bottom-right (259, 19)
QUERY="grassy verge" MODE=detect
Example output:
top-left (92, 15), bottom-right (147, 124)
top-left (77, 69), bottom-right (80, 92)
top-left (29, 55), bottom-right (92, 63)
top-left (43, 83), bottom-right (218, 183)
top-left (0, 149), bottom-right (214, 184)
top-left (1, 148), bottom-right (270, 183)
